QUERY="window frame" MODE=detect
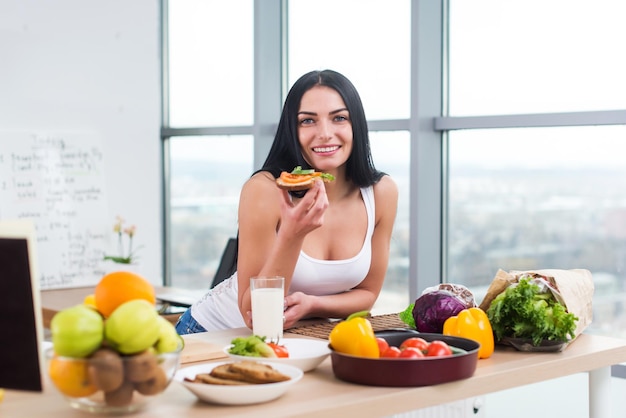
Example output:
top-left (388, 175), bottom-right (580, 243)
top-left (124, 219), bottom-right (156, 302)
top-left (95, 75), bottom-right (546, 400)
top-left (159, 0), bottom-right (445, 300)
top-left (161, 0), bottom-right (626, 305)
top-left (438, 0), bottom-right (626, 378)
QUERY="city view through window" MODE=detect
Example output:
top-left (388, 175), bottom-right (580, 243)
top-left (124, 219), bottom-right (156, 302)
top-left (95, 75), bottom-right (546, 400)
top-left (448, 127), bottom-right (626, 337)
top-left (169, 129), bottom-right (626, 337)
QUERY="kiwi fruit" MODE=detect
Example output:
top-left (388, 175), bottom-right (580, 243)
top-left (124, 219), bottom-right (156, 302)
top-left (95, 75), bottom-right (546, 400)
top-left (104, 379), bottom-right (134, 407)
top-left (88, 348), bottom-right (125, 392)
top-left (124, 350), bottom-right (159, 383)
top-left (135, 366), bottom-right (168, 395)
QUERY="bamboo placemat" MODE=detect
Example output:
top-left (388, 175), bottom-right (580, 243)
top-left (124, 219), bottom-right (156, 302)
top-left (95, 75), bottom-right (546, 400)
top-left (287, 313), bottom-right (408, 340)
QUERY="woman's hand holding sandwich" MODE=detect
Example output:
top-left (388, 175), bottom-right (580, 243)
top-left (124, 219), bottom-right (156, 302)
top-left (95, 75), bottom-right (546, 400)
top-left (278, 178), bottom-right (329, 239)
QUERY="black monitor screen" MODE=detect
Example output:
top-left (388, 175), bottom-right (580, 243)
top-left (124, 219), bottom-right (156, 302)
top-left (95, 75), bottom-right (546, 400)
top-left (0, 237), bottom-right (42, 391)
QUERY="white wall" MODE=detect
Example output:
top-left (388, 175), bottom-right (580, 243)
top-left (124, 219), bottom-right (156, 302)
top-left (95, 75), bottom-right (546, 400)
top-left (0, 0), bottom-right (163, 286)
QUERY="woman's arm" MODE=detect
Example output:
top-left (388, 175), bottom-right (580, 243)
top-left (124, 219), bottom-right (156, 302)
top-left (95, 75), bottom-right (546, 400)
top-left (282, 175), bottom-right (399, 327)
top-left (236, 172), bottom-right (329, 327)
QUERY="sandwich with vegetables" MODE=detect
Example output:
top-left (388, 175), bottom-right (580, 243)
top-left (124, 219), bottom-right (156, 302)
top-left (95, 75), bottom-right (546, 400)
top-left (276, 166), bottom-right (335, 191)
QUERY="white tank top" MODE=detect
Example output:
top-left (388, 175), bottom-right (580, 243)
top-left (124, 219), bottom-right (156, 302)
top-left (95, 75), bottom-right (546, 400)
top-left (191, 186), bottom-right (375, 331)
top-left (289, 186), bottom-right (375, 295)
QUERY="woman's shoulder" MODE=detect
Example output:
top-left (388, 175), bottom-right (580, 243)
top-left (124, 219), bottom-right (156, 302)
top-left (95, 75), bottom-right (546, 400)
top-left (240, 171), bottom-right (280, 202)
top-left (243, 171), bottom-right (276, 189)
top-left (372, 174), bottom-right (399, 201)
top-left (371, 175), bottom-right (399, 221)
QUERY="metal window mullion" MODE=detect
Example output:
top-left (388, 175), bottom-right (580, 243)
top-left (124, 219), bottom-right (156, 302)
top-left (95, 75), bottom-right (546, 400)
top-left (160, 0), bottom-right (171, 286)
top-left (435, 110), bottom-right (626, 131)
top-left (161, 126), bottom-right (255, 137)
top-left (409, 0), bottom-right (445, 299)
top-left (254, 0), bottom-right (283, 169)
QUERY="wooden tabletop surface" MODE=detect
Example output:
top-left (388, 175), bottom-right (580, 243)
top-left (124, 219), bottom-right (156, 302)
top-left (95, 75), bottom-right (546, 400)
top-left (4, 328), bottom-right (626, 417)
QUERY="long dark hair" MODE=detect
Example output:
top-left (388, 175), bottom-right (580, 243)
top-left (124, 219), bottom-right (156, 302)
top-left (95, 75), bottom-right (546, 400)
top-left (259, 69), bottom-right (384, 187)
top-left (221, 70), bottom-right (385, 282)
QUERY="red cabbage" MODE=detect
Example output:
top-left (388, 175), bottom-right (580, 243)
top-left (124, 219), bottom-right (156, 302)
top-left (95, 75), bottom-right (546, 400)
top-left (412, 290), bottom-right (468, 333)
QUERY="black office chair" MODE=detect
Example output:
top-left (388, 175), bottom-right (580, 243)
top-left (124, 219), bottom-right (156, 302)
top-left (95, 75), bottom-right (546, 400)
top-left (210, 237), bottom-right (238, 289)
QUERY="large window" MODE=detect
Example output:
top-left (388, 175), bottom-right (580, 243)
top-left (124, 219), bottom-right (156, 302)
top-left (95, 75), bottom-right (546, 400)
top-left (168, 136), bottom-right (253, 290)
top-left (449, 0), bottom-right (626, 115)
top-left (163, 0), bottom-right (412, 315)
top-left (368, 131), bottom-right (411, 311)
top-left (446, 0), bottom-right (626, 337)
top-left (447, 126), bottom-right (626, 335)
top-left (163, 1), bottom-right (626, 340)
top-left (167, 0), bottom-right (253, 127)
top-left (165, 0), bottom-right (255, 292)
top-left (288, 0), bottom-right (412, 312)
top-left (288, 0), bottom-right (411, 120)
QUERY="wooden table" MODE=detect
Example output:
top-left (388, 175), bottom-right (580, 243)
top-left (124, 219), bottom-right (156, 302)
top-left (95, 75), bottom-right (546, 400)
top-left (3, 329), bottom-right (626, 417)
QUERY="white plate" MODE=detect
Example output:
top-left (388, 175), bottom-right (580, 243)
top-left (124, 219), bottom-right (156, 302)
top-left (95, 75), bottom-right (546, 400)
top-left (224, 338), bottom-right (331, 372)
top-left (175, 361), bottom-right (303, 405)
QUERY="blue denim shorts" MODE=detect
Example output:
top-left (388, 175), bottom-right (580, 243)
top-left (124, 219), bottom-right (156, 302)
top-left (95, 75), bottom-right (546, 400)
top-left (175, 308), bottom-right (207, 335)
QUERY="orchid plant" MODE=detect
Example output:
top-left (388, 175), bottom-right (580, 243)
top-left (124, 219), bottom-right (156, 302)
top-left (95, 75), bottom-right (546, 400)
top-left (103, 216), bottom-right (142, 264)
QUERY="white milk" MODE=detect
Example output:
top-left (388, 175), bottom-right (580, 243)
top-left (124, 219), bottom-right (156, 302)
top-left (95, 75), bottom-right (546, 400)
top-left (251, 287), bottom-right (284, 341)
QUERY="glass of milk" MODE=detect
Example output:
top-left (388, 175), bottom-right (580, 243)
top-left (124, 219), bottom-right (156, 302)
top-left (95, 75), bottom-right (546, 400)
top-left (250, 276), bottom-right (285, 341)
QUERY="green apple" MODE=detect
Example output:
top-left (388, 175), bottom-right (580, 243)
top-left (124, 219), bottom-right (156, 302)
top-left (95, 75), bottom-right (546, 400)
top-left (51, 304), bottom-right (104, 357)
top-left (154, 316), bottom-right (183, 353)
top-left (104, 299), bottom-right (161, 354)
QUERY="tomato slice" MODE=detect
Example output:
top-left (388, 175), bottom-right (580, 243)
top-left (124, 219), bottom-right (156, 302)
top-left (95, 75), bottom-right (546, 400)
top-left (267, 342), bottom-right (289, 358)
top-left (279, 171), bottom-right (321, 184)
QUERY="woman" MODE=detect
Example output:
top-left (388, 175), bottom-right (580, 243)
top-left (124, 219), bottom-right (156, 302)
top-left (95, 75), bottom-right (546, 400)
top-left (175, 69), bottom-right (398, 334)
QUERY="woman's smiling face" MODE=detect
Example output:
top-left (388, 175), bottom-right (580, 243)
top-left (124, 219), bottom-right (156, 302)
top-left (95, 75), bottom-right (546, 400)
top-left (297, 85), bottom-right (353, 174)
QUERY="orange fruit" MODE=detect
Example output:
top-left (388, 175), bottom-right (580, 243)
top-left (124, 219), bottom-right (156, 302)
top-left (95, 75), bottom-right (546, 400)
top-left (48, 355), bottom-right (98, 398)
top-left (94, 271), bottom-right (156, 318)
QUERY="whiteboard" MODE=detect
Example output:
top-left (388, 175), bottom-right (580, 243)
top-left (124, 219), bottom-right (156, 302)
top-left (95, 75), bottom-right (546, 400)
top-left (0, 132), bottom-right (110, 288)
top-left (0, 0), bottom-right (163, 289)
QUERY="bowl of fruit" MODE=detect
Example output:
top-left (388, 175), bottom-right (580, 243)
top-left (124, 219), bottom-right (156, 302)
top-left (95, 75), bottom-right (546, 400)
top-left (46, 346), bottom-right (181, 414)
top-left (46, 271), bottom-right (183, 414)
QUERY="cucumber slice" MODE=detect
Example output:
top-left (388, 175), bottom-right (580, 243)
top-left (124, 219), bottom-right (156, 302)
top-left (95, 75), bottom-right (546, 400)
top-left (255, 341), bottom-right (277, 358)
top-left (291, 166), bottom-right (315, 175)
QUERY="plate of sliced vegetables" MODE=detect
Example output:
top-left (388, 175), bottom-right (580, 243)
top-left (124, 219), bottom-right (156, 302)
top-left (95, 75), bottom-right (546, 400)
top-left (224, 335), bottom-right (331, 372)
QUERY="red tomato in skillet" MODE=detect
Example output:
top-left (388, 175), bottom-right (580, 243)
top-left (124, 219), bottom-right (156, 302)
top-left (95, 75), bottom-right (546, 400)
top-left (399, 337), bottom-right (429, 352)
top-left (267, 342), bottom-right (289, 358)
top-left (381, 346), bottom-right (402, 358)
top-left (426, 340), bottom-right (452, 357)
top-left (376, 337), bottom-right (389, 354)
top-left (399, 347), bottom-right (425, 359)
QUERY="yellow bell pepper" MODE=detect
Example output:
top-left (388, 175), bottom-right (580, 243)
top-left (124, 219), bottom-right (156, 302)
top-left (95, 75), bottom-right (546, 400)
top-left (328, 311), bottom-right (379, 358)
top-left (443, 307), bottom-right (494, 359)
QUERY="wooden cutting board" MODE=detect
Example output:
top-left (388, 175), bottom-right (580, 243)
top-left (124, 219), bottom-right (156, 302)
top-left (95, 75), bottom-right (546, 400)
top-left (180, 338), bottom-right (228, 364)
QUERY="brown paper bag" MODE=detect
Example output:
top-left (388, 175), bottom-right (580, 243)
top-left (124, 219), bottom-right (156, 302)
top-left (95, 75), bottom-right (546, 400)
top-left (478, 269), bottom-right (516, 312)
top-left (479, 268), bottom-right (594, 339)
